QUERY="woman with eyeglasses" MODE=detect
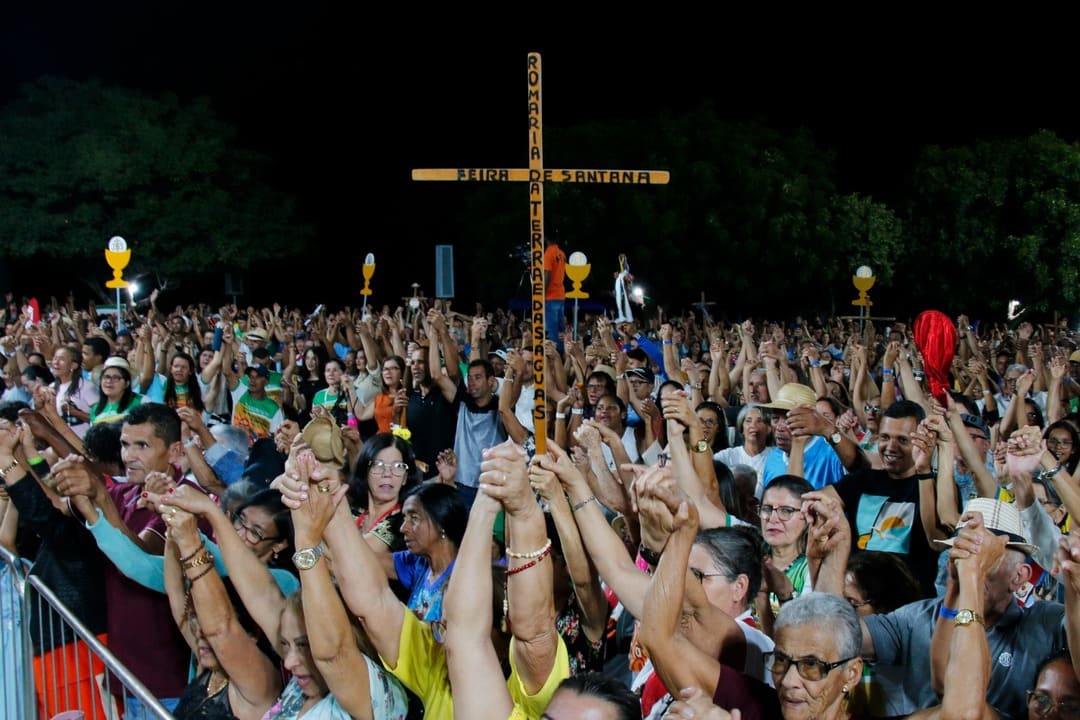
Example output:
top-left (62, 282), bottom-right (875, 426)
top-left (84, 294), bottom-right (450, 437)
top-left (1044, 420), bottom-right (1080, 476)
top-left (348, 433), bottom-right (421, 553)
top-left (695, 401), bottom-right (730, 453)
top-left (89, 356), bottom-right (142, 425)
top-left (756, 475), bottom-right (814, 634)
top-left (768, 593), bottom-right (863, 720)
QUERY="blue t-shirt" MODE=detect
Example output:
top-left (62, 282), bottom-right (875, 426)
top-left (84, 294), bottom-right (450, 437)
top-left (762, 436), bottom-right (845, 490)
top-left (393, 551), bottom-right (456, 639)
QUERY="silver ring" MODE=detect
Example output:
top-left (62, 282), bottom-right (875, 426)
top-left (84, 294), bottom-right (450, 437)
top-left (319, 484), bottom-right (331, 493)
top-left (502, 472), bottom-right (507, 484)
top-left (170, 508), bottom-right (177, 517)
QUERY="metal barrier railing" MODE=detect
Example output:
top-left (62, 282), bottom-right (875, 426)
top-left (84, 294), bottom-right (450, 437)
top-left (1, 544), bottom-right (173, 719)
top-left (0, 543), bottom-right (35, 718)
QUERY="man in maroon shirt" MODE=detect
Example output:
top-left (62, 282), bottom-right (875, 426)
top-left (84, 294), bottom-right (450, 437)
top-left (54, 402), bottom-right (199, 716)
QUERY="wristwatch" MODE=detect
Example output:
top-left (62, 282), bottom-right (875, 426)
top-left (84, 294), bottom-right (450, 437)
top-left (293, 542), bottom-right (327, 571)
top-left (954, 609), bottom-right (985, 628)
top-left (827, 427), bottom-right (842, 445)
top-left (693, 439), bottom-right (710, 454)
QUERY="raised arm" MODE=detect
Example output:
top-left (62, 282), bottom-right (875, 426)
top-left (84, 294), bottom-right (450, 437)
top-left (1047, 355), bottom-right (1068, 425)
top-left (549, 440), bottom-right (650, 619)
top-left (530, 442), bottom-right (608, 644)
top-left (638, 475), bottom-right (738, 697)
top-left (945, 399), bottom-right (997, 499)
top-left (289, 454), bottom-right (376, 719)
top-left (896, 351), bottom-right (930, 416)
top-left (787, 402), bottom-right (870, 473)
top-left (708, 337), bottom-right (731, 405)
top-left (480, 441), bottom-right (563, 696)
top-left (276, 464), bottom-right (407, 667)
top-left (499, 350), bottom-right (531, 446)
top-left (161, 484), bottom-right (286, 645)
top-left (921, 511), bottom-right (1002, 720)
top-left (163, 505), bottom-right (280, 716)
top-left (1054, 535), bottom-right (1080, 683)
top-left (425, 310), bottom-right (459, 401)
top-left (575, 422), bottom-right (632, 516)
top-left (444, 480), bottom-right (515, 720)
top-left (662, 394), bottom-right (728, 528)
top-left (927, 414), bottom-right (960, 530)
top-left (661, 324), bottom-right (685, 383)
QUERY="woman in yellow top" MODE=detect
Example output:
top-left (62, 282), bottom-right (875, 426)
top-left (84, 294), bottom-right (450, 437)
top-left (276, 440), bottom-right (638, 720)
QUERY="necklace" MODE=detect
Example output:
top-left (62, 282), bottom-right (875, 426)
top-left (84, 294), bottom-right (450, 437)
top-left (207, 670), bottom-right (229, 698)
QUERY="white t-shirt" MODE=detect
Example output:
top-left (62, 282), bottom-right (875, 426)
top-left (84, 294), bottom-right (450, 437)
top-left (714, 445), bottom-right (774, 498)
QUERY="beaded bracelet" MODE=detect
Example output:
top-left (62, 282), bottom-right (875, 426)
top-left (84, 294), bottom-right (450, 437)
top-left (187, 564), bottom-right (215, 584)
top-left (183, 551), bottom-right (215, 572)
top-left (506, 538), bottom-right (552, 560)
top-left (179, 541), bottom-right (207, 566)
top-left (506, 544), bottom-right (552, 576)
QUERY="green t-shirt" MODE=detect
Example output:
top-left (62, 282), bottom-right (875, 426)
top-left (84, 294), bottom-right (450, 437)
top-left (90, 394), bottom-right (143, 425)
top-left (240, 369), bottom-right (284, 407)
top-left (230, 386), bottom-right (283, 441)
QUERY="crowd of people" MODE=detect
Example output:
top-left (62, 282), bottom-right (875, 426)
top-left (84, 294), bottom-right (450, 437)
top-left (1, 252), bottom-right (1080, 720)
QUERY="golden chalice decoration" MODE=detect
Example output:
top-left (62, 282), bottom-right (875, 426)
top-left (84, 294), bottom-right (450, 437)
top-left (565, 252), bottom-right (591, 341)
top-left (852, 265), bottom-right (875, 307)
top-left (105, 236), bottom-right (130, 289)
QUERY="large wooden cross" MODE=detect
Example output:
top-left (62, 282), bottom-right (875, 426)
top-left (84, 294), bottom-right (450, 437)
top-left (413, 52), bottom-right (670, 453)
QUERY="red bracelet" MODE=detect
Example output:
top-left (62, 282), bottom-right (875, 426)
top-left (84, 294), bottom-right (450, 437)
top-left (505, 544), bottom-right (552, 576)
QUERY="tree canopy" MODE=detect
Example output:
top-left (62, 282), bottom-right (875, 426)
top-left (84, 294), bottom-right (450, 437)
top-left (0, 76), bottom-right (312, 278)
top-left (902, 130), bottom-right (1080, 317)
top-left (450, 106), bottom-right (905, 317)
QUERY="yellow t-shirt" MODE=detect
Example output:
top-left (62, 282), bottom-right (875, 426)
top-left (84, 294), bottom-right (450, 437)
top-left (381, 608), bottom-right (569, 720)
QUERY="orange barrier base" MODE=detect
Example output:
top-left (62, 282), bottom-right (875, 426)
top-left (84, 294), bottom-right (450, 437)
top-left (34, 633), bottom-right (110, 719)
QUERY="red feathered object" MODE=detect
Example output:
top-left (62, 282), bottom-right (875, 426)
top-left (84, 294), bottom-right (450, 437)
top-left (913, 310), bottom-right (957, 405)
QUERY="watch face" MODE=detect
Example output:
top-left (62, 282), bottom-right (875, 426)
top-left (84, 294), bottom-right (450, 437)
top-left (696, 440), bottom-right (709, 452)
top-left (294, 549), bottom-right (316, 569)
top-left (831, 432), bottom-right (842, 444)
top-left (955, 609), bottom-right (974, 625)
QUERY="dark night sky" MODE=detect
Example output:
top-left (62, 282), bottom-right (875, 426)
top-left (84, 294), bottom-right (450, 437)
top-left (2, 7), bottom-right (1075, 307)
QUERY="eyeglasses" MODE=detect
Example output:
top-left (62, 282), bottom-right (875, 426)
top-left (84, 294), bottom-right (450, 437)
top-left (760, 505), bottom-right (801, 521)
top-left (101, 374), bottom-right (126, 382)
top-left (863, 404), bottom-right (882, 414)
top-left (232, 513), bottom-right (278, 544)
top-left (690, 567), bottom-right (726, 583)
top-left (699, 417), bottom-right (720, 427)
top-left (370, 460), bottom-right (409, 476)
top-left (1028, 691), bottom-right (1080, 720)
top-left (1048, 438), bottom-right (1074, 448)
top-left (767, 651), bottom-right (858, 681)
top-left (1027, 412), bottom-right (1041, 420)
top-left (586, 383), bottom-right (607, 391)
